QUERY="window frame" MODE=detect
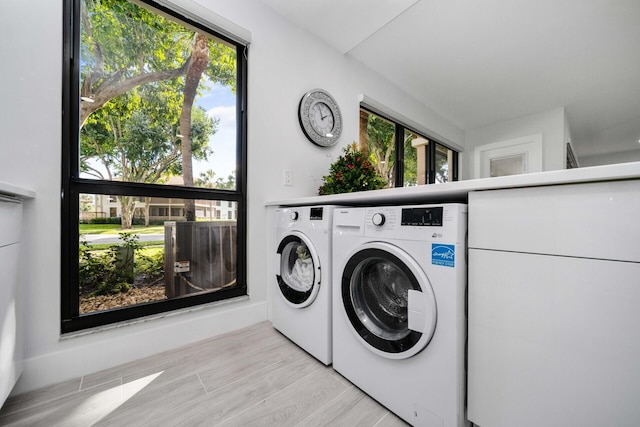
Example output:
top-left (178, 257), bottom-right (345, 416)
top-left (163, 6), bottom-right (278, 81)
top-left (359, 106), bottom-right (459, 186)
top-left (61, 0), bottom-right (248, 333)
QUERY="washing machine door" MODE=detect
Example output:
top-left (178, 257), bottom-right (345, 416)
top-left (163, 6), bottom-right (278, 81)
top-left (276, 231), bottom-right (321, 308)
top-left (341, 241), bottom-right (437, 359)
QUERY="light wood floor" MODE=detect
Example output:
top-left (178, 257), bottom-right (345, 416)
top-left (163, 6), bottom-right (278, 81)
top-left (0, 321), bottom-right (408, 426)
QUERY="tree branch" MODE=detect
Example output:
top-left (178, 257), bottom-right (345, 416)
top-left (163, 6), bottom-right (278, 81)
top-left (80, 57), bottom-right (192, 127)
top-left (80, 4), bottom-right (105, 95)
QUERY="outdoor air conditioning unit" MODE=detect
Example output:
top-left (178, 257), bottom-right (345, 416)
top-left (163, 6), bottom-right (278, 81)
top-left (164, 221), bottom-right (237, 298)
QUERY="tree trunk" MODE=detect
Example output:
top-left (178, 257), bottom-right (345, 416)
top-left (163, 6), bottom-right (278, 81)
top-left (119, 196), bottom-right (136, 229)
top-left (180, 34), bottom-right (209, 221)
top-left (144, 197), bottom-right (151, 227)
top-left (359, 109), bottom-right (370, 155)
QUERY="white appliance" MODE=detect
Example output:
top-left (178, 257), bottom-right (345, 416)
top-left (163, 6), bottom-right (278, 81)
top-left (467, 180), bottom-right (640, 427)
top-left (272, 205), bottom-right (340, 365)
top-left (332, 204), bottom-right (469, 427)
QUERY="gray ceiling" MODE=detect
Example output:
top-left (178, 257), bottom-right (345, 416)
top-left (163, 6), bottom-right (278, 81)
top-left (259, 0), bottom-right (640, 160)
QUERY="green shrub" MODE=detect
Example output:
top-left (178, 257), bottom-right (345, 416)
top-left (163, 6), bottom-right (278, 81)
top-left (79, 232), bottom-right (142, 296)
top-left (93, 281), bottom-right (131, 296)
top-left (137, 250), bottom-right (164, 281)
top-left (132, 216), bottom-right (146, 225)
top-left (318, 143), bottom-right (387, 195)
top-left (90, 217), bottom-right (122, 225)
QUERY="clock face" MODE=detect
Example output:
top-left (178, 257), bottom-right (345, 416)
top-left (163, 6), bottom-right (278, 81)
top-left (310, 102), bottom-right (334, 135)
top-left (298, 89), bottom-right (342, 147)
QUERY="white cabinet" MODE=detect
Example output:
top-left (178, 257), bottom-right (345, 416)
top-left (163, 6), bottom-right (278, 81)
top-left (0, 194), bottom-right (25, 406)
top-left (0, 242), bottom-right (21, 405)
top-left (467, 180), bottom-right (640, 427)
top-left (468, 249), bottom-right (640, 426)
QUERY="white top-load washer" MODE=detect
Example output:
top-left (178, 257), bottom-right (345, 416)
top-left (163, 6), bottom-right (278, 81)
top-left (467, 180), bottom-right (640, 427)
top-left (332, 204), bottom-right (469, 427)
top-left (272, 205), bottom-right (340, 365)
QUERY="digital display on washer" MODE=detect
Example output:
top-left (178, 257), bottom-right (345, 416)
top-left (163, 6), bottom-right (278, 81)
top-left (401, 207), bottom-right (443, 226)
top-left (309, 207), bottom-right (324, 220)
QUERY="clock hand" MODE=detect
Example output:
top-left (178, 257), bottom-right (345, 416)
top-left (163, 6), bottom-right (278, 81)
top-left (318, 104), bottom-right (329, 120)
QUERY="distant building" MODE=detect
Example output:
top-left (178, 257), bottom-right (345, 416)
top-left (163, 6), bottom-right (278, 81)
top-left (79, 176), bottom-right (237, 223)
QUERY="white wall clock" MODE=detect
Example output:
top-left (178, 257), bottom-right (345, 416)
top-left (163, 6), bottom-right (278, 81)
top-left (298, 89), bottom-right (342, 147)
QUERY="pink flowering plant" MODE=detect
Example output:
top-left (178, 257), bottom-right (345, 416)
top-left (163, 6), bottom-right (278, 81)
top-left (318, 143), bottom-right (387, 195)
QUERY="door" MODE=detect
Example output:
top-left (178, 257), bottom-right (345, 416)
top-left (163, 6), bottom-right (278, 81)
top-left (276, 231), bottom-right (321, 308)
top-left (341, 241), bottom-right (437, 359)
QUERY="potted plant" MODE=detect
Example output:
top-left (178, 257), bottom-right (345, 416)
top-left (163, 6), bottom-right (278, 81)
top-left (318, 143), bottom-right (387, 195)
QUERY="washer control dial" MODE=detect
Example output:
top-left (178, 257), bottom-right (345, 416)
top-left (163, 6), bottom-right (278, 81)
top-left (290, 211), bottom-right (299, 221)
top-left (371, 212), bottom-right (386, 226)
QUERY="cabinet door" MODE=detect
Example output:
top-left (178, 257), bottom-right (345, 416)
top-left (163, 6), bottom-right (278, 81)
top-left (468, 180), bottom-right (640, 262)
top-left (0, 197), bottom-right (22, 246)
top-left (467, 249), bottom-right (640, 427)
top-left (0, 243), bottom-right (22, 406)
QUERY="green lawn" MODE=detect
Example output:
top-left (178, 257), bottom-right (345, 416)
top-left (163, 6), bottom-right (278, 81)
top-left (79, 224), bottom-right (164, 235)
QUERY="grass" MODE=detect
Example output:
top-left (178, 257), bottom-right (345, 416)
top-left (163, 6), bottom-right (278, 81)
top-left (81, 241), bottom-right (164, 251)
top-left (79, 224), bottom-right (164, 235)
top-left (79, 224), bottom-right (165, 250)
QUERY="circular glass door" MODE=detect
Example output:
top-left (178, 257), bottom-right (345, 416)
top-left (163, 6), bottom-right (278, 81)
top-left (341, 242), bottom-right (436, 359)
top-left (276, 231), bottom-right (320, 308)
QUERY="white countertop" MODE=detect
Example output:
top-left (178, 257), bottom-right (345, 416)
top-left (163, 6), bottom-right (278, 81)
top-left (266, 161), bottom-right (640, 207)
top-left (0, 181), bottom-right (36, 199)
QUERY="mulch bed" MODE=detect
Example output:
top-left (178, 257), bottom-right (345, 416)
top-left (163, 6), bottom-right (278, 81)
top-left (80, 283), bottom-right (167, 314)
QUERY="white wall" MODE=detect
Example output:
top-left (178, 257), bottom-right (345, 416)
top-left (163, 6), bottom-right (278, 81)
top-left (462, 108), bottom-right (567, 179)
top-left (579, 149), bottom-right (640, 167)
top-left (0, 0), bottom-right (462, 394)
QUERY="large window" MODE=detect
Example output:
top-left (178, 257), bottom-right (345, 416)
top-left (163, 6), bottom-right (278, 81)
top-left (62, 0), bottom-right (247, 333)
top-left (359, 107), bottom-right (458, 187)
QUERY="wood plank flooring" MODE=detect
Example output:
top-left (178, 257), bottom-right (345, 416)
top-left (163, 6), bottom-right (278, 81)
top-left (0, 322), bottom-right (409, 426)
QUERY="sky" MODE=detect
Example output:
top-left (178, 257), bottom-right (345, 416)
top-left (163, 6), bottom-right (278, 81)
top-left (194, 81), bottom-right (237, 181)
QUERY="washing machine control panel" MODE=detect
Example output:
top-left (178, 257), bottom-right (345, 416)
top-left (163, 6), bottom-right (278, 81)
top-left (366, 208), bottom-right (397, 229)
top-left (371, 212), bottom-right (385, 226)
top-left (401, 206), bottom-right (443, 226)
top-left (360, 205), bottom-right (466, 242)
top-left (309, 207), bottom-right (324, 220)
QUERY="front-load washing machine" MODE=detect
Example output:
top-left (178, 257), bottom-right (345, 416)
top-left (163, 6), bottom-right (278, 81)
top-left (272, 205), bottom-right (340, 365)
top-left (332, 204), bottom-right (469, 427)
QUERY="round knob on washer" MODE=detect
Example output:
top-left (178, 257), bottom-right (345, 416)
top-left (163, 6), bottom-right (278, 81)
top-left (371, 213), bottom-right (385, 226)
top-left (290, 211), bottom-right (299, 221)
